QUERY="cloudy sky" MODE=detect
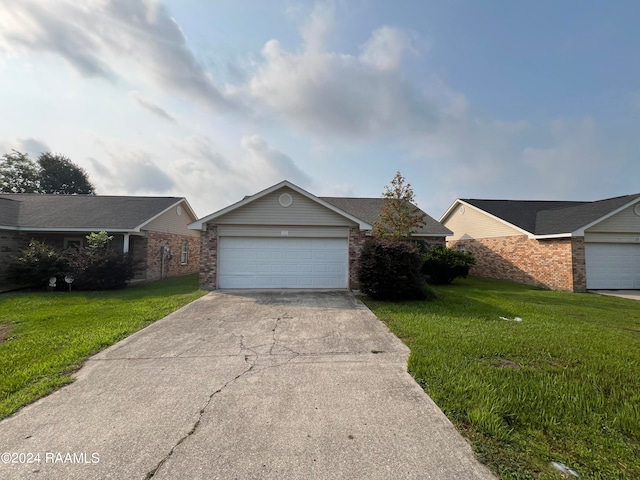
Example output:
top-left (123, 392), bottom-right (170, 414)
top-left (1, 0), bottom-right (638, 218)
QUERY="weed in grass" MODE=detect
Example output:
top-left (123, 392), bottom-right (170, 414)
top-left (364, 277), bottom-right (640, 479)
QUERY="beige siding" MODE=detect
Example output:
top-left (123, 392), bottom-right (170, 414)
top-left (584, 232), bottom-right (640, 244)
top-left (144, 201), bottom-right (199, 237)
top-left (218, 225), bottom-right (349, 238)
top-left (214, 187), bottom-right (356, 226)
top-left (443, 204), bottom-right (521, 240)
top-left (586, 203), bottom-right (640, 233)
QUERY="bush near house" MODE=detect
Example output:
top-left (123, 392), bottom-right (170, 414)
top-left (8, 232), bottom-right (138, 290)
top-left (7, 240), bottom-right (67, 289)
top-left (422, 246), bottom-right (476, 285)
top-left (357, 238), bottom-right (429, 301)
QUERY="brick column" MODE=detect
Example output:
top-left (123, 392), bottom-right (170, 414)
top-left (348, 227), bottom-right (366, 289)
top-left (199, 224), bottom-right (218, 290)
top-left (571, 237), bottom-right (587, 292)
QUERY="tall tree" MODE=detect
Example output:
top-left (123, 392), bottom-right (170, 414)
top-left (38, 152), bottom-right (95, 195)
top-left (372, 171), bottom-right (426, 239)
top-left (0, 150), bottom-right (41, 193)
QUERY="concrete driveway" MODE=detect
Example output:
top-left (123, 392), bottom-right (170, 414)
top-left (0, 290), bottom-right (495, 480)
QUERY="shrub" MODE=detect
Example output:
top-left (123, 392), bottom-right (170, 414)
top-left (64, 232), bottom-right (136, 290)
top-left (358, 238), bottom-right (428, 301)
top-left (7, 240), bottom-right (68, 289)
top-left (422, 247), bottom-right (475, 285)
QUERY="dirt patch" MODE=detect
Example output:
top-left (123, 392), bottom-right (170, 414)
top-left (479, 356), bottom-right (522, 370)
top-left (497, 359), bottom-right (521, 370)
top-left (0, 323), bottom-right (13, 345)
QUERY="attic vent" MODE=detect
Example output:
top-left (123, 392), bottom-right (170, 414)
top-left (458, 206), bottom-right (465, 215)
top-left (634, 203), bottom-right (640, 217)
top-left (177, 206), bottom-right (182, 216)
top-left (279, 193), bottom-right (293, 207)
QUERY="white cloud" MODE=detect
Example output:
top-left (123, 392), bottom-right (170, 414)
top-left (0, 0), bottom-right (242, 113)
top-left (129, 92), bottom-right (176, 122)
top-left (359, 26), bottom-right (418, 71)
top-left (89, 149), bottom-right (175, 194)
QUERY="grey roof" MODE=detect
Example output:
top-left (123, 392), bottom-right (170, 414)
top-left (321, 197), bottom-right (452, 236)
top-left (463, 193), bottom-right (640, 235)
top-left (0, 194), bottom-right (184, 231)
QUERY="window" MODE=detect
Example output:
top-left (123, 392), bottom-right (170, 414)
top-left (181, 241), bottom-right (188, 265)
top-left (456, 244), bottom-right (466, 252)
top-left (64, 237), bottom-right (83, 252)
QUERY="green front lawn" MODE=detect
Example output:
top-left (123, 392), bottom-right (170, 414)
top-left (0, 274), bottom-right (207, 420)
top-left (364, 277), bottom-right (640, 479)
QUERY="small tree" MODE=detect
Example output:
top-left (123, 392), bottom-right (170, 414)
top-left (0, 150), bottom-right (41, 193)
top-left (422, 247), bottom-right (476, 285)
top-left (358, 238), bottom-right (428, 301)
top-left (373, 171), bottom-right (426, 239)
top-left (38, 152), bottom-right (95, 195)
top-left (65, 232), bottom-right (135, 290)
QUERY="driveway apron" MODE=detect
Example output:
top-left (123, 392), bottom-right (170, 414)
top-left (0, 291), bottom-right (495, 479)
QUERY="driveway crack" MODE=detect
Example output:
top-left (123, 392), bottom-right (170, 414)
top-left (144, 353), bottom-right (256, 479)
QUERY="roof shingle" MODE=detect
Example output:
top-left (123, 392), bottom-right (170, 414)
top-left (462, 194), bottom-right (640, 235)
top-left (321, 197), bottom-right (452, 236)
top-left (0, 194), bottom-right (184, 230)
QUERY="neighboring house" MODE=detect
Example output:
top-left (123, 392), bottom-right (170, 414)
top-left (0, 194), bottom-right (200, 287)
top-left (440, 193), bottom-right (640, 292)
top-left (189, 180), bottom-right (451, 290)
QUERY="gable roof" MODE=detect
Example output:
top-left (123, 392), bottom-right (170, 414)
top-left (189, 181), bottom-right (373, 230)
top-left (451, 194), bottom-right (640, 236)
top-left (0, 194), bottom-right (194, 232)
top-left (321, 197), bottom-right (452, 236)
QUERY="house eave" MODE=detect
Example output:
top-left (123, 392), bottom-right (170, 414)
top-left (189, 180), bottom-right (373, 231)
top-left (440, 199), bottom-right (534, 237)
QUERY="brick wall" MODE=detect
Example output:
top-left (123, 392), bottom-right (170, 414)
top-left (448, 235), bottom-right (580, 291)
top-left (199, 224), bottom-right (218, 290)
top-left (145, 231), bottom-right (200, 282)
top-left (571, 237), bottom-right (587, 292)
top-left (348, 227), bottom-right (367, 289)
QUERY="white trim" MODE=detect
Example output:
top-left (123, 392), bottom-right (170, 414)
top-left (189, 180), bottom-right (373, 231)
top-left (135, 198), bottom-right (197, 231)
top-left (573, 196), bottom-right (640, 236)
top-left (0, 226), bottom-right (147, 234)
top-left (532, 233), bottom-right (572, 239)
top-left (440, 199), bottom-right (535, 238)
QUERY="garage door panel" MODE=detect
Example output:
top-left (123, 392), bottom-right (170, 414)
top-left (586, 243), bottom-right (640, 289)
top-left (219, 237), bottom-right (348, 289)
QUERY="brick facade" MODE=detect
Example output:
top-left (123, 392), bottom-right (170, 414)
top-left (145, 231), bottom-right (200, 282)
top-left (448, 235), bottom-right (587, 292)
top-left (199, 224), bottom-right (218, 290)
top-left (348, 226), bottom-right (367, 289)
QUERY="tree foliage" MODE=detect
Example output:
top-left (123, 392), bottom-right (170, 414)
top-left (37, 152), bottom-right (95, 195)
top-left (0, 150), bottom-right (41, 193)
top-left (422, 247), bottom-right (476, 285)
top-left (7, 241), bottom-right (67, 288)
top-left (357, 238), bottom-right (428, 301)
top-left (0, 150), bottom-right (95, 195)
top-left (8, 232), bottom-right (136, 290)
top-left (372, 171), bottom-right (426, 239)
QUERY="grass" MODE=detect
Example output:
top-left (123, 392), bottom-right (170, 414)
top-left (0, 274), bottom-right (207, 420)
top-left (363, 277), bottom-right (640, 479)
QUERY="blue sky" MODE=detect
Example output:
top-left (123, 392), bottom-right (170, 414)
top-left (1, 0), bottom-right (638, 218)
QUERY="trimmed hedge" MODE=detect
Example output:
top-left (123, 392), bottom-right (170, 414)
top-left (358, 238), bottom-right (428, 300)
top-left (422, 246), bottom-right (475, 285)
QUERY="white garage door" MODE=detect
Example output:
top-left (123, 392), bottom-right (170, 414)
top-left (218, 237), bottom-right (348, 289)
top-left (585, 243), bottom-right (640, 289)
